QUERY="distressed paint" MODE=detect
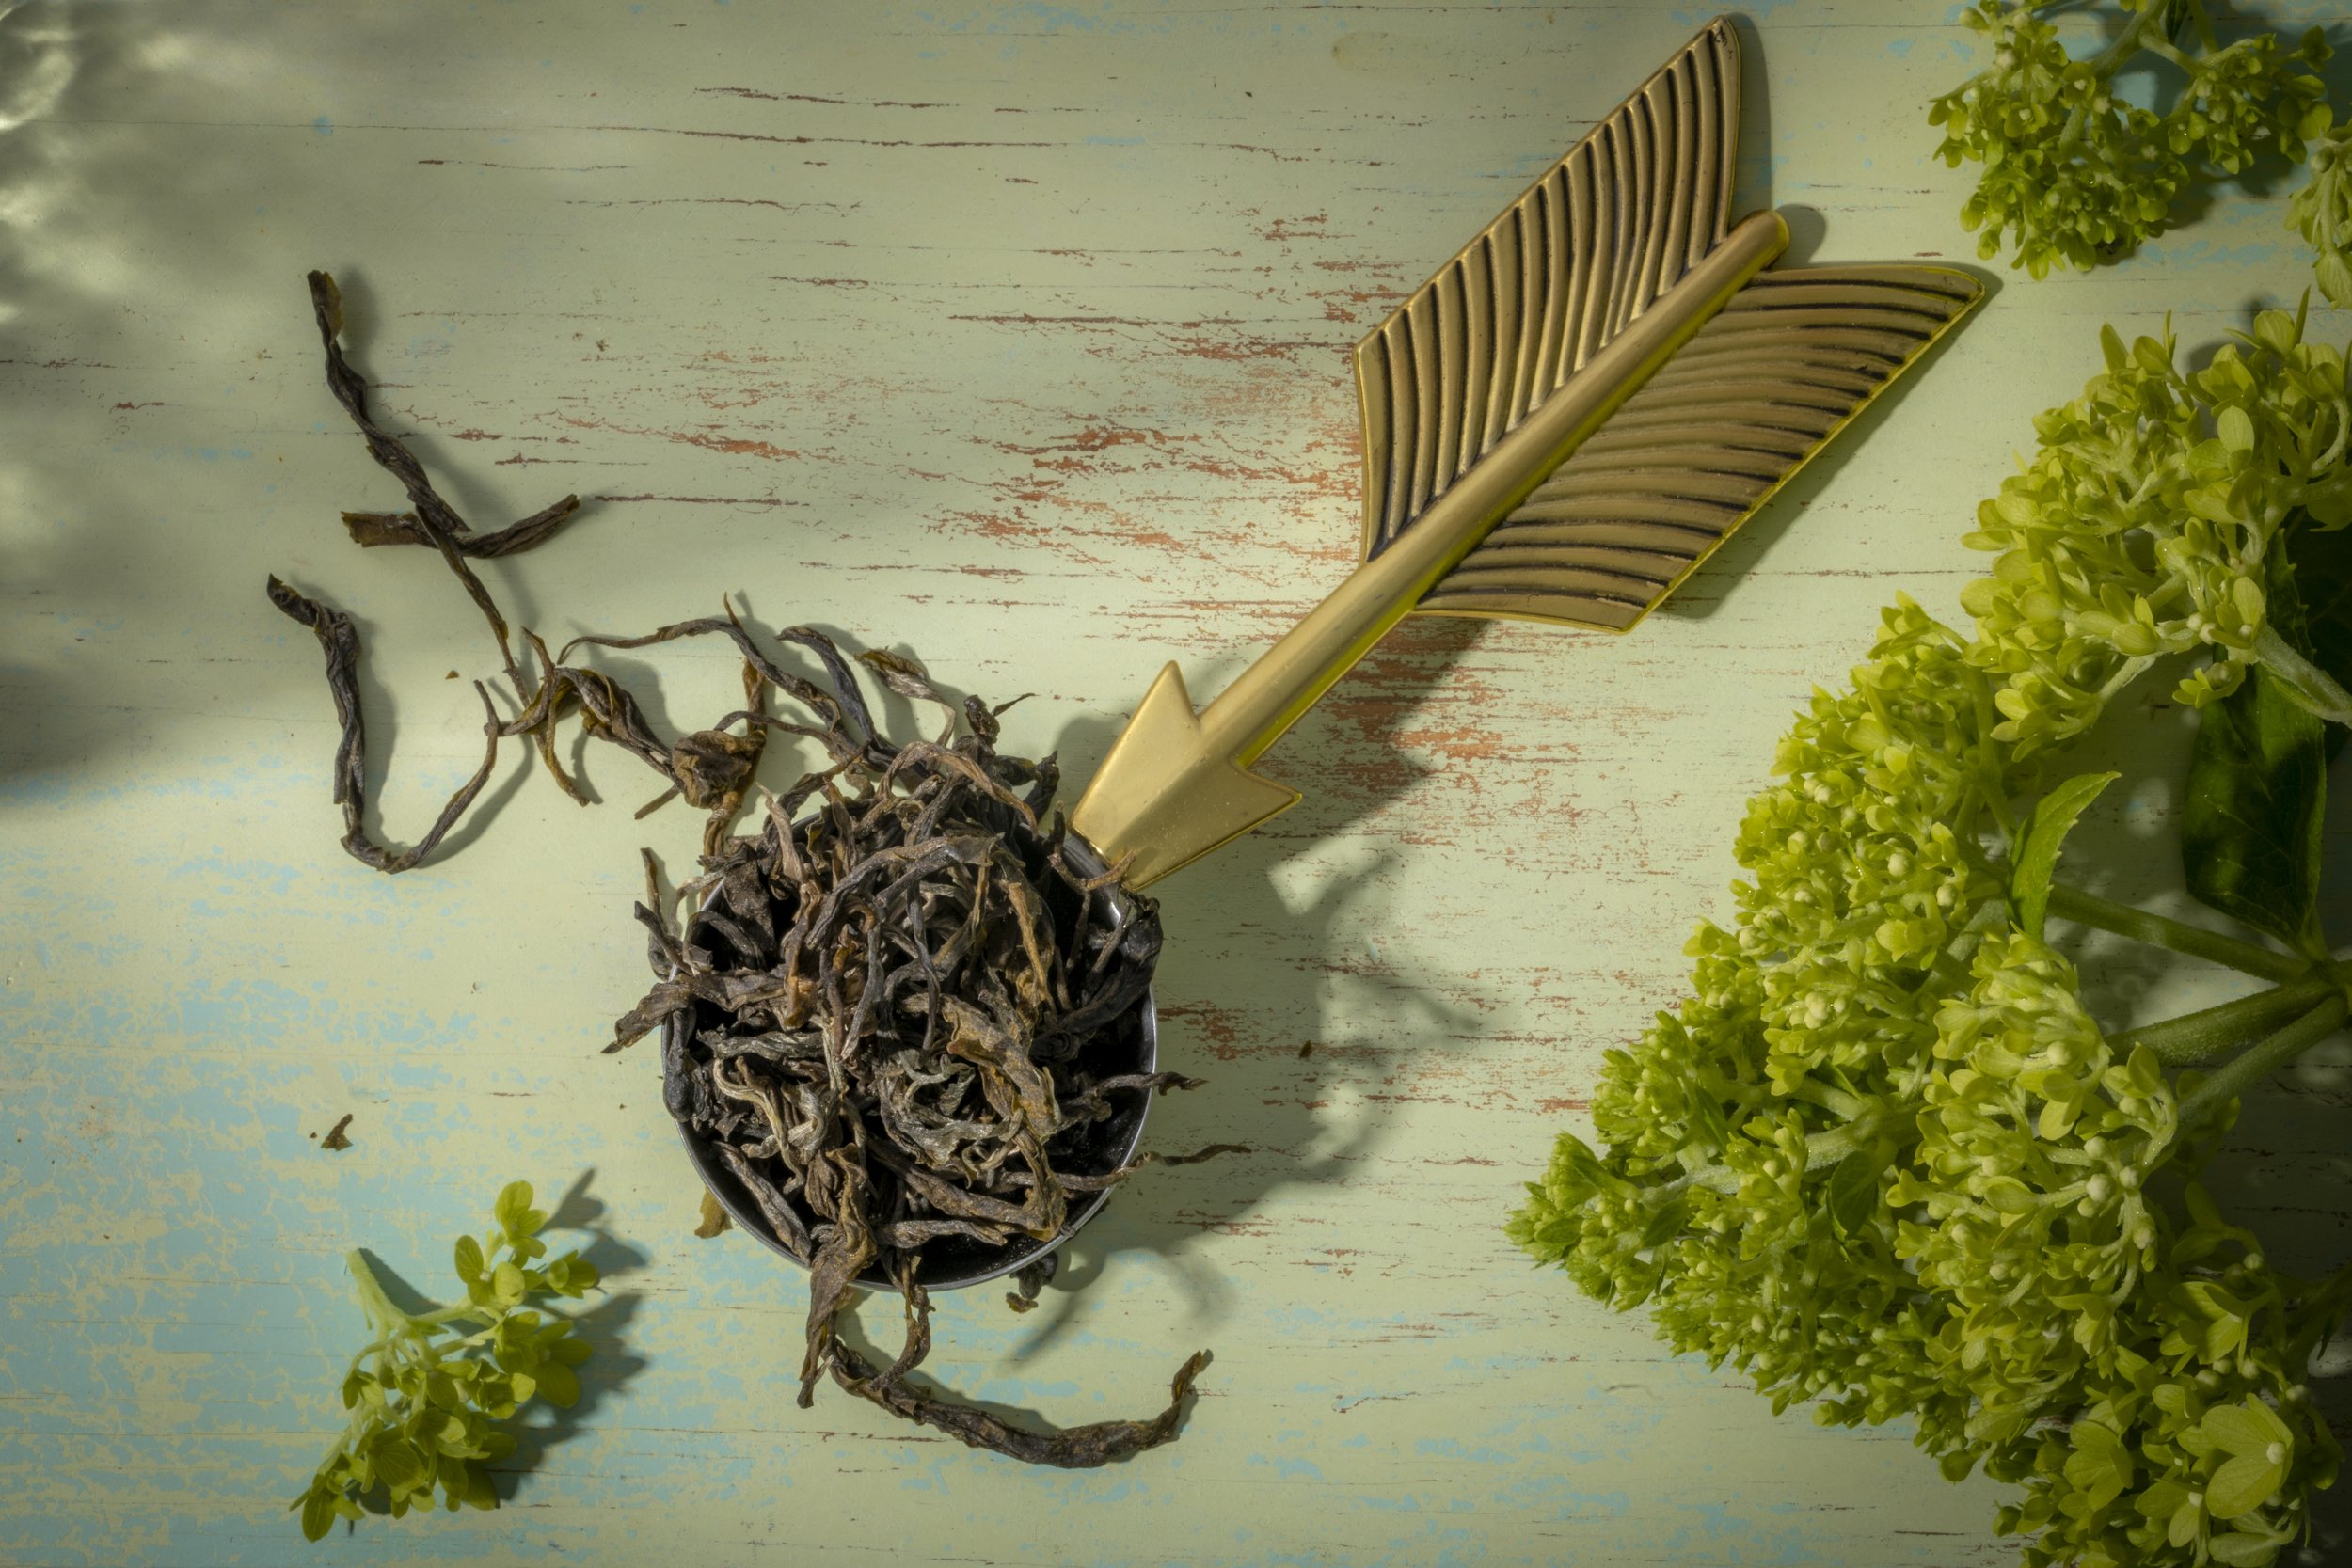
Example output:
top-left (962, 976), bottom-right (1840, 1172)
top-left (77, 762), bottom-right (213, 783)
top-left (1, 2), bottom-right (2347, 1565)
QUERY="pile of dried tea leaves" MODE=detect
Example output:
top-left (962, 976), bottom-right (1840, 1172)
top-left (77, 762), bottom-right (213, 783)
top-left (270, 269), bottom-right (1222, 1467)
top-left (608, 634), bottom-right (1232, 1465)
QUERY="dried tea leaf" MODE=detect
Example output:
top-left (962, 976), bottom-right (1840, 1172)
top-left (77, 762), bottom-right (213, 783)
top-left (340, 493), bottom-right (580, 558)
top-left (1004, 1252), bottom-right (1056, 1314)
top-left (265, 576), bottom-right (502, 874)
top-left (693, 1189), bottom-right (731, 1239)
top-left (830, 1342), bottom-right (1209, 1469)
top-left (272, 271), bottom-right (775, 871)
top-left (320, 1114), bottom-right (355, 1152)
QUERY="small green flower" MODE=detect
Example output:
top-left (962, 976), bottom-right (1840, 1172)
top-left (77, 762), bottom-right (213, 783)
top-left (1929, 0), bottom-right (2334, 296)
top-left (294, 1181), bottom-right (597, 1541)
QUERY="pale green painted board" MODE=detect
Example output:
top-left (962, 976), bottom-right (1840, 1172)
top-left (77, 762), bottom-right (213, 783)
top-left (1, 3), bottom-right (2347, 1566)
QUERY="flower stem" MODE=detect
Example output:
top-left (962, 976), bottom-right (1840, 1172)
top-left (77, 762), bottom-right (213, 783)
top-left (2174, 995), bottom-right (2349, 1134)
top-left (2110, 973), bottom-right (2343, 1066)
top-left (2102, 0), bottom-right (2174, 70)
top-left (2056, 0), bottom-right (2175, 146)
top-left (347, 1249), bottom-right (412, 1334)
top-left (2048, 884), bottom-right (2307, 982)
top-left (346, 1249), bottom-right (471, 1334)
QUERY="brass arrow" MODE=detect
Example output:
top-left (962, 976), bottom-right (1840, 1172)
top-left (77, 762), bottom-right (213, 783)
top-left (1070, 21), bottom-right (1980, 890)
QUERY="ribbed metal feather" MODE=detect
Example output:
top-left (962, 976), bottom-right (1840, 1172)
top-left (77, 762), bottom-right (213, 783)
top-left (1415, 266), bottom-right (1981, 629)
top-left (1354, 21), bottom-right (1740, 560)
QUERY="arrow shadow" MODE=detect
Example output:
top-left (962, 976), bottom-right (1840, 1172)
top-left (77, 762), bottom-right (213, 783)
top-left (1001, 614), bottom-right (1492, 1353)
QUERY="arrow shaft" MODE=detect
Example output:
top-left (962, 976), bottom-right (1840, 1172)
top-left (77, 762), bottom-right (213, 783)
top-left (1200, 209), bottom-right (1789, 770)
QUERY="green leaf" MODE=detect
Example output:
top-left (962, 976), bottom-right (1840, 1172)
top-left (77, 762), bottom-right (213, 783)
top-left (2210, 1533), bottom-right (2281, 1567)
top-left (1982, 1178), bottom-right (2039, 1215)
top-left (2185, 1181), bottom-right (2227, 1234)
top-left (494, 1180), bottom-right (534, 1236)
top-left (2205, 1398), bottom-right (2293, 1456)
top-left (299, 1487), bottom-right (337, 1543)
top-left (491, 1262), bottom-right (527, 1307)
top-left (2218, 405), bottom-right (2257, 451)
top-left (2186, 519), bottom-right (2331, 952)
top-left (2184, 662), bottom-right (2326, 951)
top-left (373, 1437), bottom-right (426, 1497)
top-left (1824, 1152), bottom-right (1880, 1241)
top-left (1688, 1090), bottom-right (1731, 1158)
top-left (453, 1233), bottom-right (485, 1286)
top-left (2207, 1450), bottom-right (2286, 1520)
top-left (2010, 771), bottom-right (2119, 938)
top-left (2279, 513), bottom-right (2352, 732)
top-left (2205, 1312), bottom-right (2250, 1363)
top-left (535, 1360), bottom-right (580, 1409)
top-left (2319, 252), bottom-right (2352, 310)
top-left (2168, 1495), bottom-right (2205, 1548)
top-left (2101, 323), bottom-right (2128, 372)
top-left (2062, 1420), bottom-right (2132, 1510)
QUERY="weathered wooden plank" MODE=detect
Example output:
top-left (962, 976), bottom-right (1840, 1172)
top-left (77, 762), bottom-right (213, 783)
top-left (1, 2), bottom-right (2344, 1565)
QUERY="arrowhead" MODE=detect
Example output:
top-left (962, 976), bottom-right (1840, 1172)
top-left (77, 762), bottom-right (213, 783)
top-left (1071, 662), bottom-right (1302, 890)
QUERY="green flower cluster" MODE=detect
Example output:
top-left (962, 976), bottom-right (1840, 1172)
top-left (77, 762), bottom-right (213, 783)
top-left (294, 1181), bottom-right (597, 1541)
top-left (1512, 321), bottom-right (2352, 1566)
top-left (1926, 0), bottom-right (2339, 290)
top-left (1960, 311), bottom-right (2352, 749)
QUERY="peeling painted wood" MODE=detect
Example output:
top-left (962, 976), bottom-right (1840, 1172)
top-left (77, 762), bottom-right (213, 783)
top-left (2, 2), bottom-right (2347, 1566)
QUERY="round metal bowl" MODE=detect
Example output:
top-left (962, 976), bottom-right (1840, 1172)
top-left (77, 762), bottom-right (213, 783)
top-left (671, 835), bottom-right (1158, 1291)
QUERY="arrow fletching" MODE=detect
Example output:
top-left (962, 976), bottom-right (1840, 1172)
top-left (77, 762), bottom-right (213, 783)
top-left (1354, 22), bottom-right (1980, 631)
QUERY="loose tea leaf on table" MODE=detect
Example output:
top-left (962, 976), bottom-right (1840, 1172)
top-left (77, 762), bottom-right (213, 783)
top-left (607, 627), bottom-right (1215, 1465)
top-left (269, 269), bottom-right (776, 868)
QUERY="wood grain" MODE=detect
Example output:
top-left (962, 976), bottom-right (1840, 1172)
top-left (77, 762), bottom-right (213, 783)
top-left (0, 2), bottom-right (2344, 1565)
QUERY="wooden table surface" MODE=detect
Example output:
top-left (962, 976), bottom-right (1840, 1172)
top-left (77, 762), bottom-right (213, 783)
top-left (4, 2), bottom-right (2345, 1564)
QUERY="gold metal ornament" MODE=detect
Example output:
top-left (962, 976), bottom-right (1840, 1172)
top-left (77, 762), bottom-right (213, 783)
top-left (1072, 19), bottom-right (1982, 890)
